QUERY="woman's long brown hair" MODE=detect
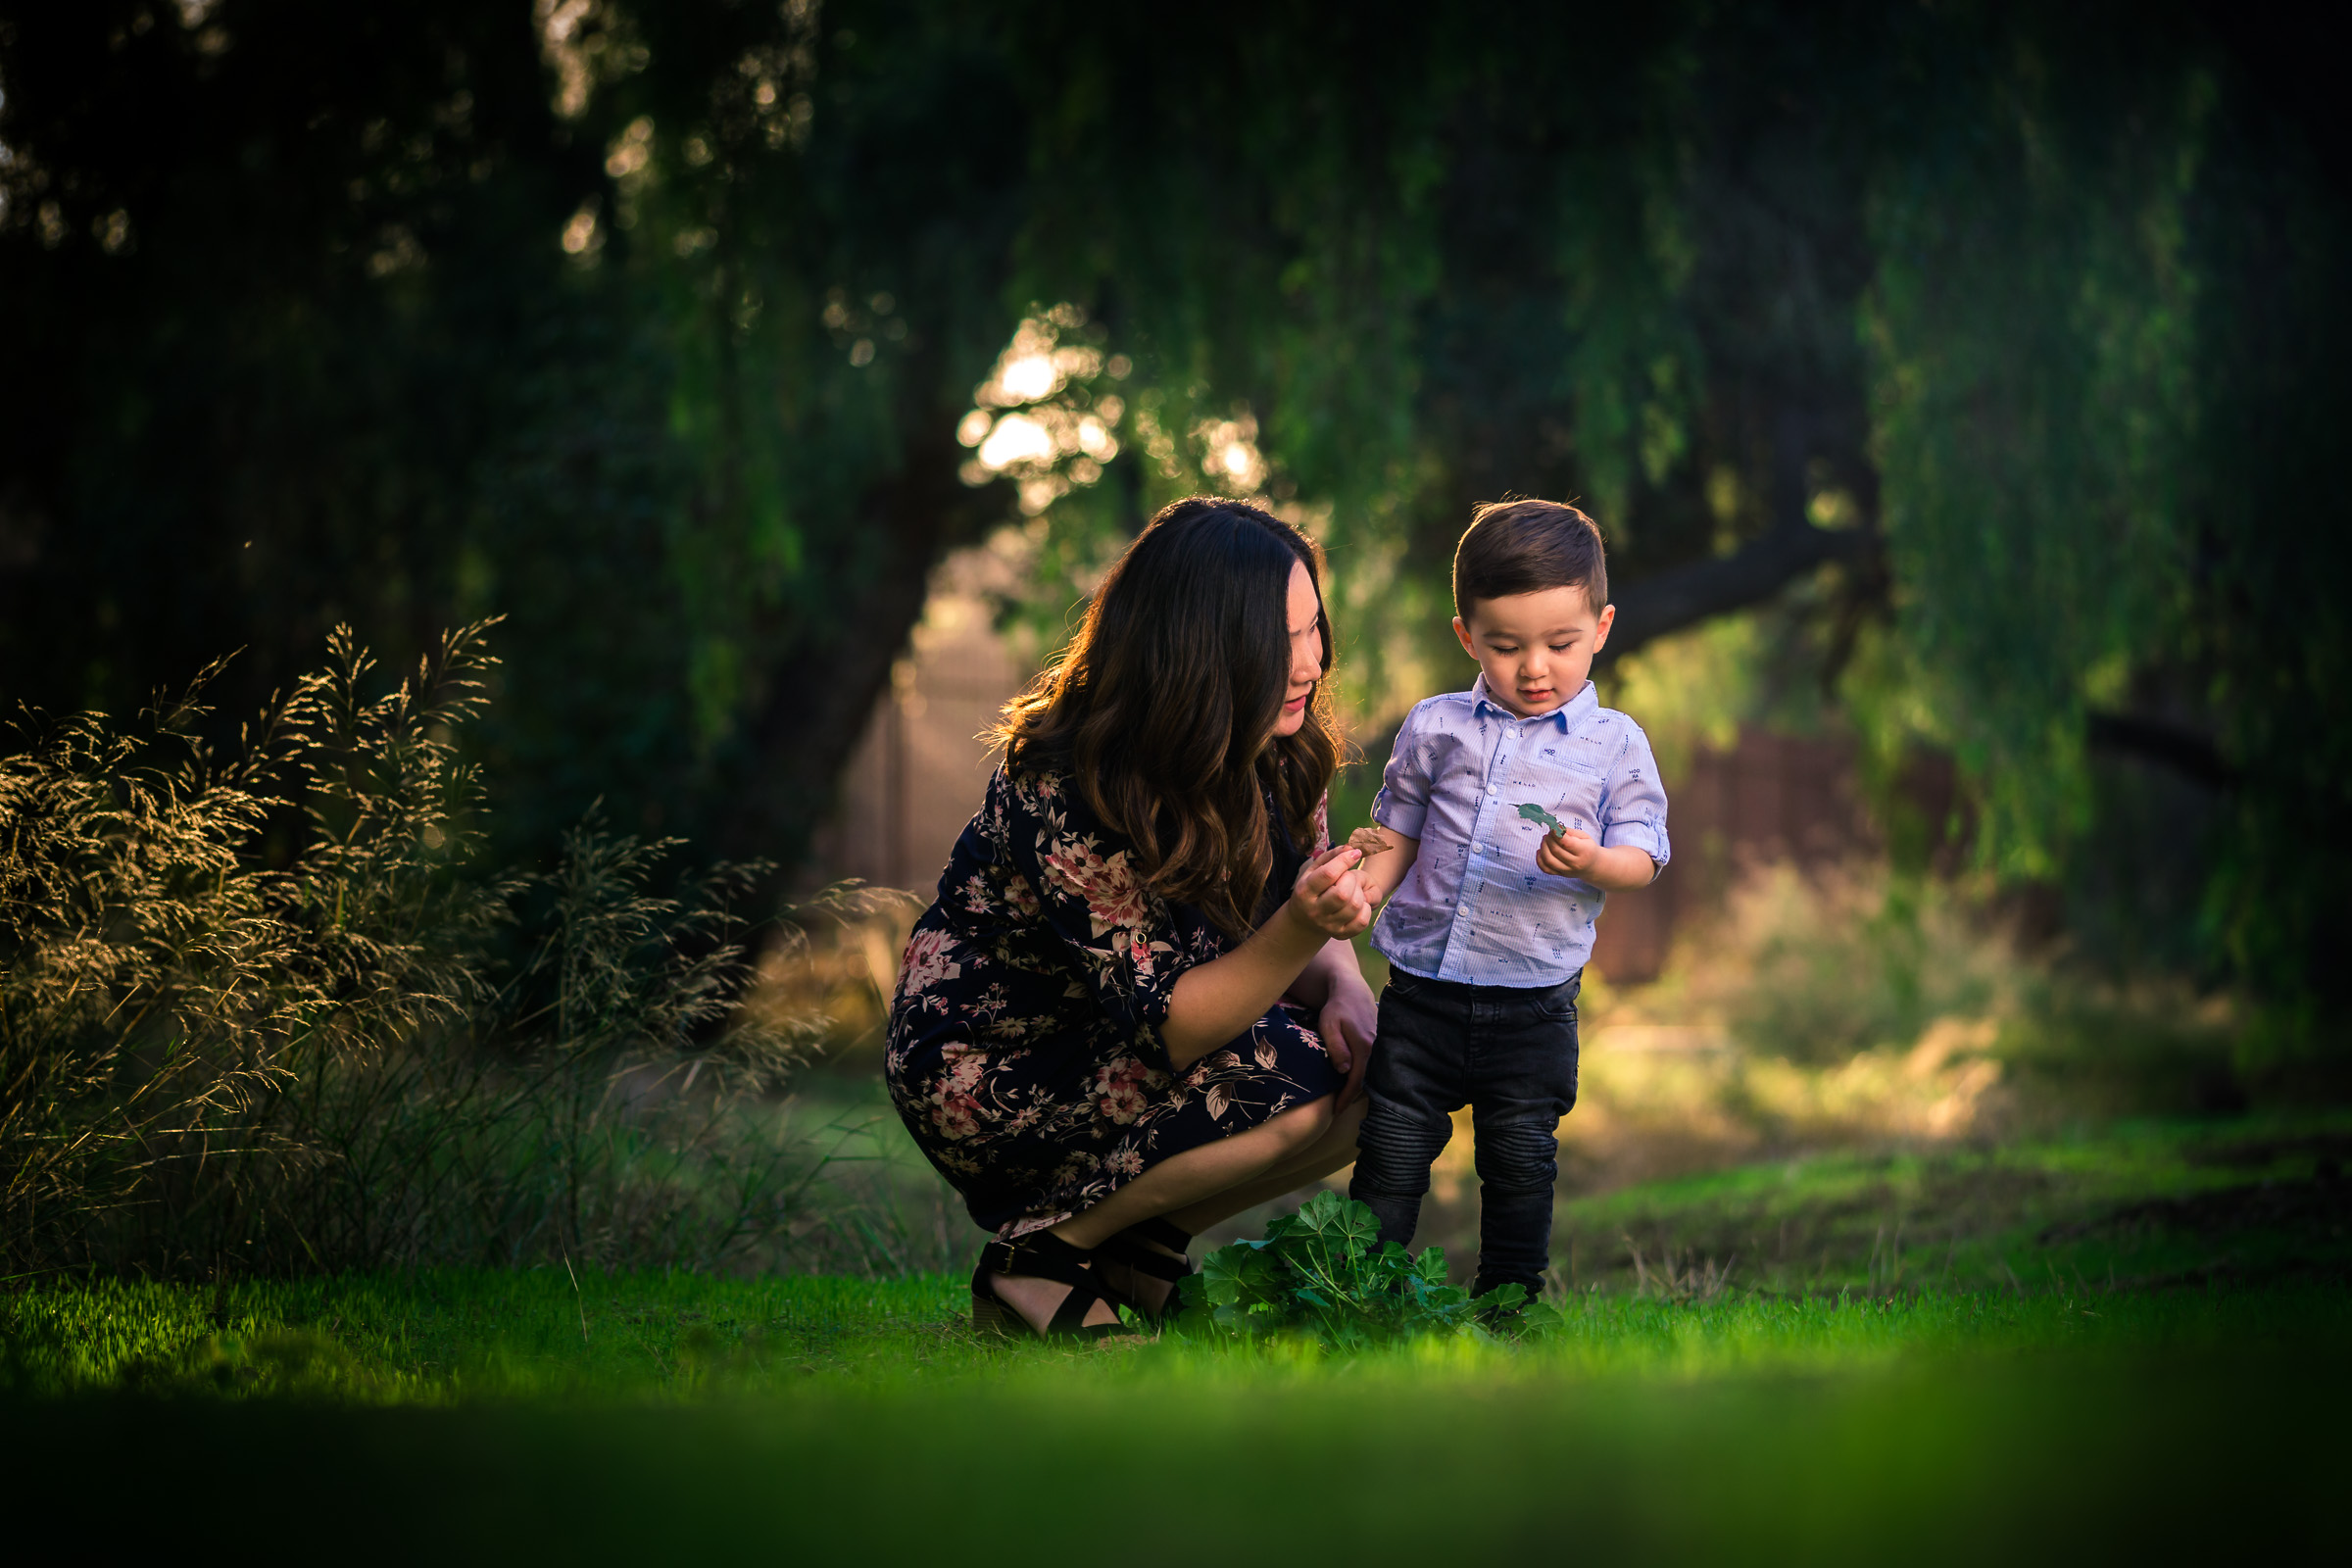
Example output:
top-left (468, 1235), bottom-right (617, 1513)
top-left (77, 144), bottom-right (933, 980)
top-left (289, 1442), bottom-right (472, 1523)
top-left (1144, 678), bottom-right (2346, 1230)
top-left (997, 498), bottom-right (1341, 938)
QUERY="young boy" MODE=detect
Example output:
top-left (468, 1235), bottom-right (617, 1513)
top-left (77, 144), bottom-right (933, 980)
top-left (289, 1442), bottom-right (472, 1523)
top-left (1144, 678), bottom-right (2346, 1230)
top-left (1347, 500), bottom-right (1670, 1303)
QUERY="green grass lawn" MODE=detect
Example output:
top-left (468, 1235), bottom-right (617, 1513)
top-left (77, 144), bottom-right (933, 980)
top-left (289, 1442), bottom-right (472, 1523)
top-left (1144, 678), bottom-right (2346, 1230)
top-left (6, 1116), bottom-right (2347, 1562)
top-left (1557, 1110), bottom-right (2352, 1295)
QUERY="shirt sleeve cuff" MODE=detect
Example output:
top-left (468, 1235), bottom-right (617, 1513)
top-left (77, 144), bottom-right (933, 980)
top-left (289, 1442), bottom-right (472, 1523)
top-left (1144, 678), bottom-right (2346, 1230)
top-left (1371, 793), bottom-right (1427, 841)
top-left (1601, 820), bottom-right (1669, 869)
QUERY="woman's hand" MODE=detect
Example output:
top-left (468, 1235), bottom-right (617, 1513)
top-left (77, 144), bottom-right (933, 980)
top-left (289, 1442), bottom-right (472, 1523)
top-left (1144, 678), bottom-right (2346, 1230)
top-left (1287, 846), bottom-right (1373, 940)
top-left (1160, 853), bottom-right (1373, 1071)
top-left (1317, 971), bottom-right (1378, 1107)
top-left (1289, 937), bottom-right (1379, 1104)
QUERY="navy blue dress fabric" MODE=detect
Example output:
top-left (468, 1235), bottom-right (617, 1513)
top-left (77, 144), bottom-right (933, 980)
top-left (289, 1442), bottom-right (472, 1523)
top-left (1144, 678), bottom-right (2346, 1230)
top-left (885, 763), bottom-right (1340, 1238)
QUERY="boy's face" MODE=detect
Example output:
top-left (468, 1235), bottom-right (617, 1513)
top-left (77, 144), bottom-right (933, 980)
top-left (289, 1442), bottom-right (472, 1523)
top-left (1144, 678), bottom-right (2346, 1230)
top-left (1452, 584), bottom-right (1615, 719)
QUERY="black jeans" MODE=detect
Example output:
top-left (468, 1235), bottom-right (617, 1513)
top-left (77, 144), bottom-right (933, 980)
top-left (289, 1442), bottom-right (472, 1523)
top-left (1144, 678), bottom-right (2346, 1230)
top-left (1348, 968), bottom-right (1582, 1298)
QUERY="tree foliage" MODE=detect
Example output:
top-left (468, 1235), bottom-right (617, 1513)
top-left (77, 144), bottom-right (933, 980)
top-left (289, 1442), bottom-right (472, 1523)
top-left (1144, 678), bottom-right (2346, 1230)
top-left (2, 2), bottom-right (2345, 1045)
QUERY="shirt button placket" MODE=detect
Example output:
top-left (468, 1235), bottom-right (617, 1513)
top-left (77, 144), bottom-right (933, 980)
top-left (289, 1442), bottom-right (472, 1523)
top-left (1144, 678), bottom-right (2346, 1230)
top-left (1480, 721), bottom-right (1516, 856)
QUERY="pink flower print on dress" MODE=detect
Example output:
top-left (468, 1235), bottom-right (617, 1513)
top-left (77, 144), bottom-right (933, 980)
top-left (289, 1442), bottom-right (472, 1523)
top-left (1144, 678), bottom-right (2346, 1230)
top-left (900, 928), bottom-right (963, 997)
top-left (933, 1092), bottom-right (980, 1141)
top-left (1041, 838), bottom-right (1150, 935)
top-left (1112, 927), bottom-right (1158, 984)
top-left (942, 1045), bottom-right (986, 1094)
top-left (960, 874), bottom-right (995, 915)
top-left (1092, 1054), bottom-right (1152, 1123)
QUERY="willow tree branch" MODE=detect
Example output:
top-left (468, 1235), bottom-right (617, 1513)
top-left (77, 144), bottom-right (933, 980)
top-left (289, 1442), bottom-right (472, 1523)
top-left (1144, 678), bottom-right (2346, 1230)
top-left (1598, 521), bottom-right (1878, 664)
top-left (1596, 519), bottom-right (2237, 792)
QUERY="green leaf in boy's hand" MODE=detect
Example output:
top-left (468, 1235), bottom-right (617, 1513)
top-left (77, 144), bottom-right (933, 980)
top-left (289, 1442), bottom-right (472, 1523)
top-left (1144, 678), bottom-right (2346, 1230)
top-left (1516, 803), bottom-right (1566, 836)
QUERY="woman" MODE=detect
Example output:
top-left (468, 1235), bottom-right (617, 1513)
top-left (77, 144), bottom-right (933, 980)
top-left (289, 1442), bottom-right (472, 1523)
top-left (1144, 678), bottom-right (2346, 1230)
top-left (885, 498), bottom-right (1378, 1337)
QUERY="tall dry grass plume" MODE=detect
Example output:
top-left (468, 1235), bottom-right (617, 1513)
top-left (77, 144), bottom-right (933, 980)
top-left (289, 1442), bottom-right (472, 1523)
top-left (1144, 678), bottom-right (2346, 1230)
top-left (1, 625), bottom-right (869, 1279)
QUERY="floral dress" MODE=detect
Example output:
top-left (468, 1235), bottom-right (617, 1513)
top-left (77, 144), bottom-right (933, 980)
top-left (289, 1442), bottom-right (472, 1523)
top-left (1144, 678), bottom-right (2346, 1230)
top-left (885, 763), bottom-right (1341, 1238)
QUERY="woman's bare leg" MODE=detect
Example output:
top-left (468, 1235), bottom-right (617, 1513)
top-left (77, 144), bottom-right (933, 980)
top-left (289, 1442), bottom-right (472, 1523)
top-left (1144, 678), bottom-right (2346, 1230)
top-left (987, 1096), bottom-right (1348, 1332)
top-left (1164, 1097), bottom-right (1365, 1234)
top-left (1093, 1102), bottom-right (1367, 1313)
top-left (1049, 1095), bottom-right (1341, 1249)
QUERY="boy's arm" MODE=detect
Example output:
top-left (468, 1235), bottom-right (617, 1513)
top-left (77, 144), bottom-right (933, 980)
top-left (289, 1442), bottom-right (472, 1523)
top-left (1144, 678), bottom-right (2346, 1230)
top-left (1348, 823), bottom-right (1420, 905)
top-left (1537, 717), bottom-right (1669, 891)
top-left (1534, 830), bottom-right (1654, 890)
top-left (1352, 703), bottom-right (1430, 907)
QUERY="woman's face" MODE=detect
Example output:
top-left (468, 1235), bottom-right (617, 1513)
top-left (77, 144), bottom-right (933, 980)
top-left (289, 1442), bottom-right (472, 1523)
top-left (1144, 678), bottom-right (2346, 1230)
top-left (1271, 558), bottom-right (1324, 738)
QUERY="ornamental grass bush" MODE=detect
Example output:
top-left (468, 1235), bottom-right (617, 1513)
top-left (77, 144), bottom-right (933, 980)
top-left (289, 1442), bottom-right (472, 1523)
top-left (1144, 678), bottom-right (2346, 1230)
top-left (0, 625), bottom-right (868, 1279)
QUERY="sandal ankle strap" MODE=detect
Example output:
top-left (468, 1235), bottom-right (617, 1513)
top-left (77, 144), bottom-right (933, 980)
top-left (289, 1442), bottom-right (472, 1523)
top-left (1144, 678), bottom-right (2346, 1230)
top-left (1127, 1216), bottom-right (1194, 1252)
top-left (978, 1231), bottom-right (1136, 1335)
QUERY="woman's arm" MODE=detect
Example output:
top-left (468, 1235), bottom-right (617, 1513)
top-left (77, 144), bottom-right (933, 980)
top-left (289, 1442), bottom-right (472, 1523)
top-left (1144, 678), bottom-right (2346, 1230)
top-left (1285, 936), bottom-right (1361, 1009)
top-left (1160, 849), bottom-right (1370, 1069)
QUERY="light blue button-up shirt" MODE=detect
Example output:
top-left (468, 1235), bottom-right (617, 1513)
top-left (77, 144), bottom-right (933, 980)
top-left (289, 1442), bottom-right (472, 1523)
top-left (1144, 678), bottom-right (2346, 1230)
top-left (1369, 675), bottom-right (1670, 988)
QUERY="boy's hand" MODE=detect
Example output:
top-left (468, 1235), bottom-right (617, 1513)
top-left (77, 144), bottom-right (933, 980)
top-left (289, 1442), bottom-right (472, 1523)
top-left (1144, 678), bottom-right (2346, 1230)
top-left (1537, 829), bottom-right (1660, 891)
top-left (1535, 825), bottom-right (1602, 880)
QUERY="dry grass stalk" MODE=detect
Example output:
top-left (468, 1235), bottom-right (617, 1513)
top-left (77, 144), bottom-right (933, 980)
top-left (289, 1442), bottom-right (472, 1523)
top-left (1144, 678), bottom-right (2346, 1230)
top-left (1, 625), bottom-right (873, 1278)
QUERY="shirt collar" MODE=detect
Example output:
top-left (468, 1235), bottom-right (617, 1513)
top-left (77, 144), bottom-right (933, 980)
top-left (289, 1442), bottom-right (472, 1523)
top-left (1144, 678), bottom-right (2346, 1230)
top-left (1470, 674), bottom-right (1597, 731)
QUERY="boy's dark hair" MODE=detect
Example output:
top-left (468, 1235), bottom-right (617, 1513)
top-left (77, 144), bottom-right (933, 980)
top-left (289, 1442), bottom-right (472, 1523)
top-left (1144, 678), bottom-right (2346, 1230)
top-left (1452, 499), bottom-right (1609, 621)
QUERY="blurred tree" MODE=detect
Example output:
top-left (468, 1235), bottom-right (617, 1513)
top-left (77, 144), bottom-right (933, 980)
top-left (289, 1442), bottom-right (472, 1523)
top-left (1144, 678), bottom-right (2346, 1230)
top-left (2, 1), bottom-right (2344, 1054)
top-left (0, 0), bottom-right (1021, 858)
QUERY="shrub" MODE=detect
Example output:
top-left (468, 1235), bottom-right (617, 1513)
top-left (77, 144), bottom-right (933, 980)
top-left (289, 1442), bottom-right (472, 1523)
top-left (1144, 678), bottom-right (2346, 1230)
top-left (1178, 1193), bottom-right (1546, 1346)
top-left (0, 626), bottom-right (854, 1278)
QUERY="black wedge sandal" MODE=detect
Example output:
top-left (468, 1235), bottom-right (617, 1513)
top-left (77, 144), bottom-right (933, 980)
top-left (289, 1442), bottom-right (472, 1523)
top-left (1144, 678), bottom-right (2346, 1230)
top-left (1095, 1216), bottom-right (1196, 1327)
top-left (970, 1231), bottom-right (1136, 1341)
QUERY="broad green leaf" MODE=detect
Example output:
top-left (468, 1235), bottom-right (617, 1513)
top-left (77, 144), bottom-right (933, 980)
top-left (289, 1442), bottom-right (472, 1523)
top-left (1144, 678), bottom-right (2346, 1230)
top-left (1178, 1199), bottom-right (1550, 1348)
top-left (1329, 1198), bottom-right (1380, 1256)
top-left (1519, 1301), bottom-right (1567, 1335)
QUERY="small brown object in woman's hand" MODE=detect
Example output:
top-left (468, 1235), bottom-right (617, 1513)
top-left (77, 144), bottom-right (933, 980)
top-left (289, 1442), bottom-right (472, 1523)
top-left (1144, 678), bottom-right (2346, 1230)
top-left (1348, 825), bottom-right (1391, 858)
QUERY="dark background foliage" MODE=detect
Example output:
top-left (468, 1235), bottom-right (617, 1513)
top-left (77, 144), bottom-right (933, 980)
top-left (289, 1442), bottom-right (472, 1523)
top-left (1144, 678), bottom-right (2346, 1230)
top-left (2, 0), bottom-right (2345, 1057)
